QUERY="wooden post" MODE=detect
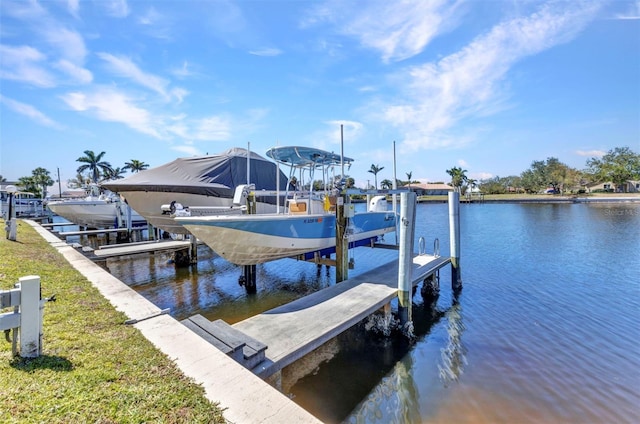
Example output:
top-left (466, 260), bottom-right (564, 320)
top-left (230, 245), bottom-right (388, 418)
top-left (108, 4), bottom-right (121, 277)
top-left (448, 191), bottom-right (462, 292)
top-left (335, 195), bottom-right (348, 283)
top-left (398, 192), bottom-right (416, 327)
top-left (189, 234), bottom-right (198, 265)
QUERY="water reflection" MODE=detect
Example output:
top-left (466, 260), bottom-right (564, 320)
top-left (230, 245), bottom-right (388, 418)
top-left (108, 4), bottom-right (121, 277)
top-left (345, 291), bottom-right (465, 424)
top-left (438, 295), bottom-right (467, 386)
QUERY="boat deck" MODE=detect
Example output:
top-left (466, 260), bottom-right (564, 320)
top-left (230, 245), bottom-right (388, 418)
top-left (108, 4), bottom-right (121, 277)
top-left (232, 254), bottom-right (451, 378)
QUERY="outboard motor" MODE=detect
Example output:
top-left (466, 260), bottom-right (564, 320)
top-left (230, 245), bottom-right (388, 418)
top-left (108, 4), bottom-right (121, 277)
top-left (369, 195), bottom-right (388, 212)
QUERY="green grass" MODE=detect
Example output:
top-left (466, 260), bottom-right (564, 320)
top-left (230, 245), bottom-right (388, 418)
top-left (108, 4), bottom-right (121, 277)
top-left (0, 219), bottom-right (226, 423)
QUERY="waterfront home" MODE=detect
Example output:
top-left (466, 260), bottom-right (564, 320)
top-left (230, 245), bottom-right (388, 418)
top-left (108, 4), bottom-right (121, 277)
top-left (587, 180), bottom-right (640, 193)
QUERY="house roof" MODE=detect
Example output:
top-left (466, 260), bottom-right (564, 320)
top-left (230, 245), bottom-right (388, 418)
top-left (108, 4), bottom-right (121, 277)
top-left (409, 183), bottom-right (454, 191)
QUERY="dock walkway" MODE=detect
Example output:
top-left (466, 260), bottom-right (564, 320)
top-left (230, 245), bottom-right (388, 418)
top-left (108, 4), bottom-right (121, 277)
top-left (233, 254), bottom-right (450, 378)
top-left (92, 240), bottom-right (193, 258)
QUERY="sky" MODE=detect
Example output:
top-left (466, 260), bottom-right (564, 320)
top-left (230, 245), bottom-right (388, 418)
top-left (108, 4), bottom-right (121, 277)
top-left (1, 0), bottom-right (639, 194)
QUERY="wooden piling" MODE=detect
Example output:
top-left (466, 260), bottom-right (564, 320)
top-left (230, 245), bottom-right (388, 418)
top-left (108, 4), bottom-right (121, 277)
top-left (335, 195), bottom-right (348, 283)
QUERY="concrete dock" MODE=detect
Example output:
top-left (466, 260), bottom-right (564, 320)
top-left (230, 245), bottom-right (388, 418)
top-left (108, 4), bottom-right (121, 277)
top-left (234, 254), bottom-right (451, 378)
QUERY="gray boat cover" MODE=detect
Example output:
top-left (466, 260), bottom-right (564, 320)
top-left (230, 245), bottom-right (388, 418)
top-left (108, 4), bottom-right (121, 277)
top-left (102, 148), bottom-right (288, 199)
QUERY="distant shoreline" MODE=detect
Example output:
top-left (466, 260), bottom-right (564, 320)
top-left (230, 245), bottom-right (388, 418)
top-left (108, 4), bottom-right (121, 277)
top-left (415, 194), bottom-right (640, 204)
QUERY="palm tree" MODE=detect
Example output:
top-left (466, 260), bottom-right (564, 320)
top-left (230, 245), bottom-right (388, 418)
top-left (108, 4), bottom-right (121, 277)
top-left (31, 167), bottom-right (54, 198)
top-left (368, 164), bottom-right (384, 189)
top-left (380, 179), bottom-right (393, 189)
top-left (76, 150), bottom-right (113, 183)
top-left (406, 171), bottom-right (413, 189)
top-left (67, 172), bottom-right (90, 189)
top-left (446, 166), bottom-right (468, 193)
top-left (123, 159), bottom-right (149, 173)
top-left (102, 167), bottom-right (126, 181)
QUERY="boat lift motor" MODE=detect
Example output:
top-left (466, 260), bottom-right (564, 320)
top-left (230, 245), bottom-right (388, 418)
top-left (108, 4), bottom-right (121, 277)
top-left (233, 184), bottom-right (255, 206)
top-left (368, 195), bottom-right (388, 212)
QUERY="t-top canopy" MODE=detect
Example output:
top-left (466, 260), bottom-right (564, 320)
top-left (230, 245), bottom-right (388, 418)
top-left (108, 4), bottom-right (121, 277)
top-left (266, 146), bottom-right (354, 168)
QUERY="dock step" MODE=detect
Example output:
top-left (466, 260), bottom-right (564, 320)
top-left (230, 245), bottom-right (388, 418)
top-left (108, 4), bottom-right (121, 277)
top-left (181, 314), bottom-right (267, 369)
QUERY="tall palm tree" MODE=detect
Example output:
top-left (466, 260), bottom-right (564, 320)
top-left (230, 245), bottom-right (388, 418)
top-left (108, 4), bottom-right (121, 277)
top-left (406, 171), bottom-right (413, 189)
top-left (123, 159), bottom-right (149, 173)
top-left (76, 150), bottom-right (112, 183)
top-left (446, 166), bottom-right (468, 193)
top-left (368, 164), bottom-right (384, 189)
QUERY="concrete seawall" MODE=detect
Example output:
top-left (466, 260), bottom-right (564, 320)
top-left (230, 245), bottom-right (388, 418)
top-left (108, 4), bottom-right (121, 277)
top-left (26, 220), bottom-right (321, 424)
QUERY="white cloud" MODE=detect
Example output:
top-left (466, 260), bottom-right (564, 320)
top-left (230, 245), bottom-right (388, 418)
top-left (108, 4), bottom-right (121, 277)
top-left (576, 149), bottom-right (606, 157)
top-left (171, 144), bottom-right (203, 156)
top-left (54, 59), bottom-right (93, 84)
top-left (67, 0), bottom-right (79, 18)
top-left (61, 87), bottom-right (162, 138)
top-left (192, 116), bottom-right (232, 141)
top-left (98, 53), bottom-right (176, 100)
top-left (170, 87), bottom-right (189, 104)
top-left (381, 2), bottom-right (602, 151)
top-left (472, 172), bottom-right (494, 180)
top-left (249, 48), bottom-right (283, 57)
top-left (104, 0), bottom-right (130, 18)
top-left (304, 0), bottom-right (462, 63)
top-left (613, 1), bottom-right (640, 19)
top-left (139, 6), bottom-right (161, 25)
top-left (0, 44), bottom-right (55, 87)
top-left (171, 61), bottom-right (195, 79)
top-left (0, 94), bottom-right (63, 129)
top-left (457, 159), bottom-right (468, 168)
top-left (42, 26), bottom-right (87, 64)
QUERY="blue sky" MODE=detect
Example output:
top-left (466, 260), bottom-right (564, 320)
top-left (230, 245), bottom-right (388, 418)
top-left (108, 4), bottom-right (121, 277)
top-left (1, 0), bottom-right (639, 193)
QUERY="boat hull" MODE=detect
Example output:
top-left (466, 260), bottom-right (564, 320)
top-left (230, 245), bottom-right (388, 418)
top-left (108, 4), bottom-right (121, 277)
top-left (47, 200), bottom-right (145, 228)
top-left (176, 211), bottom-right (397, 265)
top-left (117, 191), bottom-right (280, 235)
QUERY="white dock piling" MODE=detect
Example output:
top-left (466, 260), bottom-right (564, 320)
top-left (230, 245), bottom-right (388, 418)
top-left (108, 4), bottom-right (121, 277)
top-left (398, 192), bottom-right (417, 327)
top-left (448, 191), bottom-right (462, 291)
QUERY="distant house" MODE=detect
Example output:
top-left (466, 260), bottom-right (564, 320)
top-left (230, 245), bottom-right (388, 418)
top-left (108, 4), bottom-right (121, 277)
top-left (407, 183), bottom-right (454, 195)
top-left (587, 181), bottom-right (640, 193)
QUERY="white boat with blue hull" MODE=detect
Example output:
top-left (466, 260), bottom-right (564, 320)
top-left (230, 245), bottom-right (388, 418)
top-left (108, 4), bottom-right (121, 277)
top-left (177, 208), bottom-right (396, 265)
top-left (175, 146), bottom-right (397, 266)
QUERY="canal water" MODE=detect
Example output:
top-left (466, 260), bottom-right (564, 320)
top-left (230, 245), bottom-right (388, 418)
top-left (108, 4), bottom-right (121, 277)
top-left (98, 201), bottom-right (639, 423)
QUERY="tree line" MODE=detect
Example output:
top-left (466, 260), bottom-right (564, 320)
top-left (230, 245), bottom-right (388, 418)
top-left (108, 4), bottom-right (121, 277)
top-left (475, 146), bottom-right (640, 195)
top-left (7, 151), bottom-right (149, 198)
top-left (367, 146), bottom-right (640, 195)
top-left (5, 146), bottom-right (638, 198)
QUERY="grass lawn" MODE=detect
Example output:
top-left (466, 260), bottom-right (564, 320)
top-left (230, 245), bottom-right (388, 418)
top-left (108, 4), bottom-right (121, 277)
top-left (0, 219), bottom-right (226, 424)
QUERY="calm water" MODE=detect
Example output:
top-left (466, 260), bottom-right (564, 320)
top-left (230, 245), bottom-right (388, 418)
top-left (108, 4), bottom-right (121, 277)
top-left (103, 202), bottom-right (640, 423)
